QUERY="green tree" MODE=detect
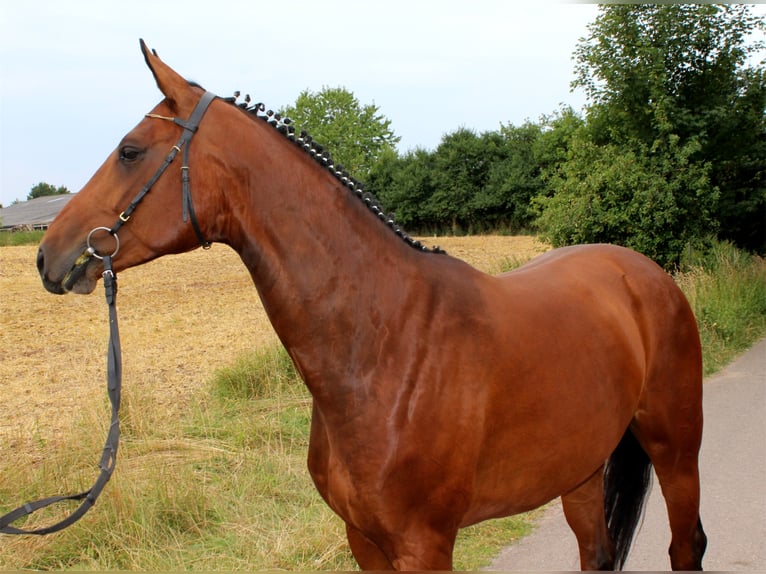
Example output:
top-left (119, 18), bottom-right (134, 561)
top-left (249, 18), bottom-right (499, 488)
top-left (372, 123), bottom-right (553, 235)
top-left (571, 4), bottom-right (765, 253)
top-left (471, 122), bottom-right (545, 232)
top-left (370, 147), bottom-right (436, 231)
top-left (427, 128), bottom-right (498, 233)
top-left (28, 182), bottom-right (70, 200)
top-left (280, 86), bottom-right (400, 178)
top-left (534, 131), bottom-right (716, 269)
top-left (573, 4), bottom-right (763, 145)
top-left (707, 65), bottom-right (765, 253)
top-left (533, 107), bottom-right (585, 177)
top-left (537, 4), bottom-right (764, 266)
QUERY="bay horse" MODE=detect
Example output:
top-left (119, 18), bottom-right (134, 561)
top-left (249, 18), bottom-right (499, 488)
top-left (36, 41), bottom-right (707, 570)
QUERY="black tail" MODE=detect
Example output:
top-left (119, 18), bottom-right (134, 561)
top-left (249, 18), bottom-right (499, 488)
top-left (603, 428), bottom-right (653, 570)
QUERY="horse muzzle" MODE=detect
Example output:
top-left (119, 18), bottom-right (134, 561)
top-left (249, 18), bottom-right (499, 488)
top-left (38, 227), bottom-right (121, 295)
top-left (37, 245), bottom-right (97, 295)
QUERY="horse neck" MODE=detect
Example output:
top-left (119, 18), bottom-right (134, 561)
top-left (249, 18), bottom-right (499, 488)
top-left (216, 116), bottom-right (426, 396)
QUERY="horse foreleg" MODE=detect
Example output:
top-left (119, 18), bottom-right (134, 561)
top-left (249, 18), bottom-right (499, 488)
top-left (346, 521), bottom-right (455, 570)
top-left (389, 527), bottom-right (455, 571)
top-left (346, 523), bottom-right (395, 569)
top-left (561, 465), bottom-right (615, 570)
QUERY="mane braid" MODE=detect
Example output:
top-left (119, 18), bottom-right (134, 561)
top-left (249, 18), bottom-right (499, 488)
top-left (223, 91), bottom-right (446, 255)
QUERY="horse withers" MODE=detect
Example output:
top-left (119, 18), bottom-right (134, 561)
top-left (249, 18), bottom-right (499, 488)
top-left (36, 40), bottom-right (707, 570)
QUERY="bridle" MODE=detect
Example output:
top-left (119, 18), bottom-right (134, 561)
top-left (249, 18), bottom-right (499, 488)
top-left (111, 89), bottom-right (217, 250)
top-left (0, 90), bottom-right (217, 535)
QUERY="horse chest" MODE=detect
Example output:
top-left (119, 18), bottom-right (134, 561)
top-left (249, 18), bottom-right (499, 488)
top-left (306, 395), bottom-right (482, 534)
top-left (306, 416), bottom-right (385, 526)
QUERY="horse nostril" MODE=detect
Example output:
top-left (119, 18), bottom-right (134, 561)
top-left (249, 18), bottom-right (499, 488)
top-left (37, 246), bottom-right (45, 275)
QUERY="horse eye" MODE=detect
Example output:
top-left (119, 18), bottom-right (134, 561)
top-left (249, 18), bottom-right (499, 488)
top-left (119, 146), bottom-right (142, 163)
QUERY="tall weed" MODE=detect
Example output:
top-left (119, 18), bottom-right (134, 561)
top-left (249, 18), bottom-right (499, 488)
top-left (211, 344), bottom-right (301, 401)
top-left (676, 240), bottom-right (766, 375)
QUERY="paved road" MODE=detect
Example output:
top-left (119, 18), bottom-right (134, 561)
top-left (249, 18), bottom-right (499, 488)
top-left (488, 338), bottom-right (765, 571)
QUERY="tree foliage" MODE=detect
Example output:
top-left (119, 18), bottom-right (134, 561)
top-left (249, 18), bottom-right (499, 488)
top-left (547, 4), bottom-right (765, 261)
top-left (534, 132), bottom-right (716, 268)
top-left (280, 86), bottom-right (400, 178)
top-left (428, 129), bottom-right (502, 232)
top-left (369, 126), bottom-right (550, 234)
top-left (28, 182), bottom-right (70, 200)
top-left (370, 147), bottom-right (436, 231)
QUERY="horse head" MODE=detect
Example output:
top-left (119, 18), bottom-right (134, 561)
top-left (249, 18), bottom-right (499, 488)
top-left (37, 40), bottom-right (224, 294)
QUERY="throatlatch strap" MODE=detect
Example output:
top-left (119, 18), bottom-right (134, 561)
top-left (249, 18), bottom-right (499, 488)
top-left (178, 91), bottom-right (215, 248)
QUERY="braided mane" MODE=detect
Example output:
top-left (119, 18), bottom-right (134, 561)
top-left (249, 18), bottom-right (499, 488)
top-left (222, 91), bottom-right (445, 255)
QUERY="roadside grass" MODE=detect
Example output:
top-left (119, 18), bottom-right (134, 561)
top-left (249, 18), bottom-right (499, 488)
top-left (676, 240), bottom-right (766, 375)
top-left (1, 237), bottom-right (763, 569)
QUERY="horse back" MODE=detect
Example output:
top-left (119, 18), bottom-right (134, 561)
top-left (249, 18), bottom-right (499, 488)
top-left (488, 243), bottom-right (701, 402)
top-left (496, 243), bottom-right (699, 360)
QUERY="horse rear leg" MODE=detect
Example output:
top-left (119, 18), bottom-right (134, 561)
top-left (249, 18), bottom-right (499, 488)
top-left (561, 465), bottom-right (615, 570)
top-left (631, 373), bottom-right (707, 570)
top-left (633, 424), bottom-right (707, 570)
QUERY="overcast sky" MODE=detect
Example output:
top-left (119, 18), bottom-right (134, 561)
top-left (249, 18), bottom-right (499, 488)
top-left (1, 2), bottom-right (762, 207)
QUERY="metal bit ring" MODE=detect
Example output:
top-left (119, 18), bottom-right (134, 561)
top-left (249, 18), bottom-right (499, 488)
top-left (86, 227), bottom-right (120, 260)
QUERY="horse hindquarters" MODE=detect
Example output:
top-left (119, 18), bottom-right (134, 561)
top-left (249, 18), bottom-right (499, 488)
top-left (623, 270), bottom-right (707, 570)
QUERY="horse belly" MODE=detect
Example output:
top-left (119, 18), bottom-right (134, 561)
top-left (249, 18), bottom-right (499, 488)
top-left (462, 319), bottom-right (644, 524)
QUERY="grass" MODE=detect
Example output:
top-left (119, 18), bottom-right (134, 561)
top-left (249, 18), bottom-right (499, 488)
top-left (0, 230), bottom-right (44, 246)
top-left (676, 240), bottom-right (766, 375)
top-left (1, 236), bottom-right (764, 569)
top-left (1, 348), bottom-right (353, 570)
top-left (1, 344), bottom-right (535, 570)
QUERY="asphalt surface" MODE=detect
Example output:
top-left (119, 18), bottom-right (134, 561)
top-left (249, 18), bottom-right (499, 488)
top-left (487, 338), bottom-right (766, 571)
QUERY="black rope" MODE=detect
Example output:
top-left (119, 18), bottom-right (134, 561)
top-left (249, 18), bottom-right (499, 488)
top-left (0, 258), bottom-right (122, 535)
top-left (0, 90), bottom-right (215, 536)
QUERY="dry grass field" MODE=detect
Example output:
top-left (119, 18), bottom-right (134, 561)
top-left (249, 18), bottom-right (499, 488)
top-left (0, 236), bottom-right (547, 441)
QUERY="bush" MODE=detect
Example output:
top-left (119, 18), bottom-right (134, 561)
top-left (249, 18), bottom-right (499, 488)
top-left (534, 134), bottom-right (717, 269)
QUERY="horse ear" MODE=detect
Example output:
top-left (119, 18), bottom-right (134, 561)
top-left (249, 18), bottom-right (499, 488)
top-left (139, 39), bottom-right (195, 112)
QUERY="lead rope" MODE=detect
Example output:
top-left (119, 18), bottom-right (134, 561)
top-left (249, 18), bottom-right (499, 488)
top-left (0, 257), bottom-right (121, 535)
top-left (1, 90), bottom-right (215, 536)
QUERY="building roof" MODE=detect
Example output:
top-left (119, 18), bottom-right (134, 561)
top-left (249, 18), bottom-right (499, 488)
top-left (0, 194), bottom-right (76, 230)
